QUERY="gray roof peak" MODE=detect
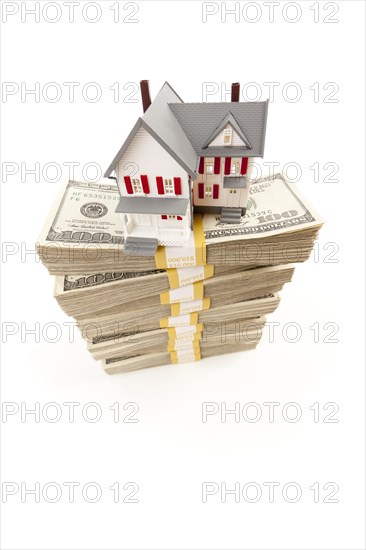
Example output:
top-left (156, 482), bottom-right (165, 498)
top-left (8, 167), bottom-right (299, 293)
top-left (169, 100), bottom-right (269, 158)
top-left (201, 110), bottom-right (253, 149)
top-left (104, 84), bottom-right (269, 179)
top-left (104, 82), bottom-right (198, 178)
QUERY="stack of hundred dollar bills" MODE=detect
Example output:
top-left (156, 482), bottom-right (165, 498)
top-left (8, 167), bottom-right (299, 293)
top-left (37, 174), bottom-right (323, 374)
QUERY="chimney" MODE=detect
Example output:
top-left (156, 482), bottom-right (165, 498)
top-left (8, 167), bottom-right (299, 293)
top-left (231, 82), bottom-right (240, 102)
top-left (140, 80), bottom-right (151, 113)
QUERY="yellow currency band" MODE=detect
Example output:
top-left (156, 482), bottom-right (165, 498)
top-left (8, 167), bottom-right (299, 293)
top-left (154, 214), bottom-right (206, 269)
top-left (156, 215), bottom-right (210, 363)
top-left (168, 332), bottom-right (202, 345)
top-left (170, 297), bottom-right (210, 317)
top-left (159, 313), bottom-right (199, 328)
top-left (167, 324), bottom-right (203, 339)
top-left (159, 281), bottom-right (204, 305)
top-left (167, 340), bottom-right (201, 353)
top-left (170, 349), bottom-right (201, 364)
top-left (166, 264), bottom-right (215, 289)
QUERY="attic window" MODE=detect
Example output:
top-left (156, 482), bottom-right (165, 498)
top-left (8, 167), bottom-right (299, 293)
top-left (224, 128), bottom-right (232, 145)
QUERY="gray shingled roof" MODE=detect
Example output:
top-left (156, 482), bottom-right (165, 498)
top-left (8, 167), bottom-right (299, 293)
top-left (142, 82), bottom-right (198, 175)
top-left (104, 83), bottom-right (198, 178)
top-left (169, 101), bottom-right (268, 158)
top-left (104, 83), bottom-right (268, 180)
top-left (116, 196), bottom-right (189, 215)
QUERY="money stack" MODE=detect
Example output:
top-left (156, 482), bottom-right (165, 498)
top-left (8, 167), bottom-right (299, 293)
top-left (37, 174), bottom-right (322, 374)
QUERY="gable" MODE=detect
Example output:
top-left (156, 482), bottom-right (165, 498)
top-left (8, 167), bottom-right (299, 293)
top-left (116, 126), bottom-right (189, 198)
top-left (105, 82), bottom-right (199, 179)
top-left (142, 82), bottom-right (198, 175)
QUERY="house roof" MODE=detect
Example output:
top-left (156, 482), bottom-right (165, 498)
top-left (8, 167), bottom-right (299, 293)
top-left (104, 118), bottom-right (143, 178)
top-left (104, 82), bottom-right (198, 178)
top-left (104, 83), bottom-right (269, 179)
top-left (169, 100), bottom-right (269, 158)
top-left (142, 82), bottom-right (198, 175)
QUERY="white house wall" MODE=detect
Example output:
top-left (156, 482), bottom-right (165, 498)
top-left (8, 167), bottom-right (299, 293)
top-left (193, 157), bottom-right (255, 209)
top-left (116, 127), bottom-right (189, 198)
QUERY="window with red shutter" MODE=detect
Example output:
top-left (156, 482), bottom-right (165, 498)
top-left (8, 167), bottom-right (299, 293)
top-left (141, 175), bottom-right (150, 194)
top-left (240, 157), bottom-right (249, 175)
top-left (124, 176), bottom-right (133, 194)
top-left (161, 215), bottom-right (167, 220)
top-left (198, 183), bottom-right (204, 199)
top-left (198, 157), bottom-right (205, 174)
top-left (213, 184), bottom-right (219, 199)
top-left (214, 157), bottom-right (221, 174)
top-left (174, 177), bottom-right (181, 195)
top-left (156, 177), bottom-right (164, 194)
top-left (224, 157), bottom-right (231, 175)
top-left (177, 216), bottom-right (183, 221)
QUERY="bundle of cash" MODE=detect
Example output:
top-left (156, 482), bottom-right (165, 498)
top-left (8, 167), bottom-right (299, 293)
top-left (88, 316), bottom-right (267, 362)
top-left (80, 293), bottom-right (281, 344)
top-left (55, 264), bottom-right (293, 319)
top-left (37, 175), bottom-right (322, 275)
top-left (37, 174), bottom-right (323, 374)
top-left (104, 340), bottom-right (259, 375)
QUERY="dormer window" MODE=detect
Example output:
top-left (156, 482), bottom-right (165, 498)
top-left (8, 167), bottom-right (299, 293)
top-left (224, 128), bottom-right (232, 145)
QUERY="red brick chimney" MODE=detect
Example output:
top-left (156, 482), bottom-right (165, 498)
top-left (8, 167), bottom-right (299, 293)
top-left (140, 80), bottom-right (152, 113)
top-left (231, 82), bottom-right (240, 102)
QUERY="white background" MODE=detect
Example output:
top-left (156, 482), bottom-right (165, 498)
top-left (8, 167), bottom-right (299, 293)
top-left (1, 1), bottom-right (365, 549)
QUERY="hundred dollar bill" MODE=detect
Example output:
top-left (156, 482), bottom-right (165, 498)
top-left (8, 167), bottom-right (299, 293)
top-left (37, 174), bottom-right (322, 274)
top-left (39, 175), bottom-right (321, 247)
top-left (62, 269), bottom-right (164, 291)
top-left (55, 264), bottom-right (293, 320)
top-left (203, 173), bottom-right (323, 243)
top-left (38, 179), bottom-right (124, 247)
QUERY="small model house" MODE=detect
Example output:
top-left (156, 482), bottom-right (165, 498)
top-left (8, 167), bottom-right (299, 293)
top-left (105, 81), bottom-right (268, 255)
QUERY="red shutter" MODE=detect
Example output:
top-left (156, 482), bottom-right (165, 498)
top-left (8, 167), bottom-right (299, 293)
top-left (124, 176), bottom-right (133, 194)
top-left (214, 157), bottom-right (221, 174)
top-left (174, 177), bottom-right (181, 195)
top-left (240, 157), bottom-right (249, 175)
top-left (198, 183), bottom-right (204, 199)
top-left (213, 184), bottom-right (219, 199)
top-left (177, 216), bottom-right (183, 221)
top-left (141, 175), bottom-right (149, 194)
top-left (224, 157), bottom-right (231, 175)
top-left (161, 215), bottom-right (167, 220)
top-left (156, 176), bottom-right (164, 194)
top-left (198, 157), bottom-right (205, 174)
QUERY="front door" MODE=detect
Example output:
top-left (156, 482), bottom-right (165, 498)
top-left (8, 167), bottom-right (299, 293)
top-left (227, 188), bottom-right (240, 207)
top-left (137, 214), bottom-right (151, 225)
